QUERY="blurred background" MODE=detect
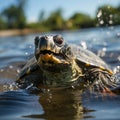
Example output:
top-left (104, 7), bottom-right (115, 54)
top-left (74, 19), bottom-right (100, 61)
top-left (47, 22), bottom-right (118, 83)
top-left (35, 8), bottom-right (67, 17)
top-left (0, 0), bottom-right (120, 35)
top-left (0, 1), bottom-right (120, 120)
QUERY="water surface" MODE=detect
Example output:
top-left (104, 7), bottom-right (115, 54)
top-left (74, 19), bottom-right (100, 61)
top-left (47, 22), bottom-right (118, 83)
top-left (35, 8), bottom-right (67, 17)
top-left (0, 26), bottom-right (120, 120)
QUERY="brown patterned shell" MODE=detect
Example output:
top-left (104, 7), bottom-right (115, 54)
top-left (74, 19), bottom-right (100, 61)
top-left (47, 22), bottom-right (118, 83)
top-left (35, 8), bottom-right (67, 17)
top-left (71, 45), bottom-right (113, 74)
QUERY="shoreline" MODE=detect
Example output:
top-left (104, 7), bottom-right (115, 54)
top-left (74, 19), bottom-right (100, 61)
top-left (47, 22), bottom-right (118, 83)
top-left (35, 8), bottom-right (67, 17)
top-left (0, 29), bottom-right (41, 37)
top-left (0, 25), bottom-right (119, 37)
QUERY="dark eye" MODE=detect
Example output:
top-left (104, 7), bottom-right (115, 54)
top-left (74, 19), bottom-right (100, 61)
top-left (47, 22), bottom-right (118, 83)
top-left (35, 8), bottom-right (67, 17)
top-left (53, 35), bottom-right (64, 46)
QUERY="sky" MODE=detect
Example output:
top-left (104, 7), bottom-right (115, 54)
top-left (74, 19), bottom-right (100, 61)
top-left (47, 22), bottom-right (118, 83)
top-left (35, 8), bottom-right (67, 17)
top-left (0, 0), bottom-right (120, 22)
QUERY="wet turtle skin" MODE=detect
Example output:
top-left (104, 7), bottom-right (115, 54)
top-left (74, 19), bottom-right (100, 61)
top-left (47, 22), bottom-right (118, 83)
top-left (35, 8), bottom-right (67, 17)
top-left (17, 35), bottom-right (117, 91)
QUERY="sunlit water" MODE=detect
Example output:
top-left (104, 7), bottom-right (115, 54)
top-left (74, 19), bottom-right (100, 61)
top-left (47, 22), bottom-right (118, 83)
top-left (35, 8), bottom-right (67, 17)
top-left (0, 26), bottom-right (120, 120)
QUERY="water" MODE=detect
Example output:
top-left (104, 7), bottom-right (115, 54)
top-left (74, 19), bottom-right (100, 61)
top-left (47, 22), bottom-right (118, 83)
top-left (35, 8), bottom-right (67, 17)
top-left (0, 26), bottom-right (120, 120)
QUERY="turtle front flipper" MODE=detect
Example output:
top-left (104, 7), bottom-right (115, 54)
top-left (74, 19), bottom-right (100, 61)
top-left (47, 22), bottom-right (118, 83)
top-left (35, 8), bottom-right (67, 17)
top-left (83, 67), bottom-right (117, 93)
top-left (75, 58), bottom-right (117, 92)
top-left (17, 57), bottom-right (39, 80)
top-left (17, 63), bottom-right (39, 80)
top-left (16, 57), bottom-right (42, 88)
top-left (16, 63), bottom-right (41, 88)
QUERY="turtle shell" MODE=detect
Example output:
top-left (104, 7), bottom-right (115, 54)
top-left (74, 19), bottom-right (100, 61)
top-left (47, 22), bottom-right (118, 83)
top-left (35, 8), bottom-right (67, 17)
top-left (71, 45), bottom-right (113, 74)
top-left (18, 45), bottom-right (113, 80)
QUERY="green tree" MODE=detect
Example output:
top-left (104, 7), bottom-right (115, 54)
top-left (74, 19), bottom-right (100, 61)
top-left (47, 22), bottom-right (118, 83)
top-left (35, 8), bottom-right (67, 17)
top-left (68, 13), bottom-right (95, 29)
top-left (45, 8), bottom-right (65, 30)
top-left (115, 5), bottom-right (120, 25)
top-left (16, 0), bottom-right (27, 29)
top-left (0, 16), bottom-right (6, 29)
top-left (2, 0), bottom-right (26, 29)
top-left (96, 5), bottom-right (120, 26)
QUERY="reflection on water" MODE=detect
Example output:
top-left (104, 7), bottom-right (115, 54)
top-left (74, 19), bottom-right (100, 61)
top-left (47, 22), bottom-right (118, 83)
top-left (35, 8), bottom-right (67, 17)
top-left (34, 89), bottom-right (84, 120)
top-left (0, 26), bottom-right (120, 120)
top-left (0, 90), bottom-right (44, 120)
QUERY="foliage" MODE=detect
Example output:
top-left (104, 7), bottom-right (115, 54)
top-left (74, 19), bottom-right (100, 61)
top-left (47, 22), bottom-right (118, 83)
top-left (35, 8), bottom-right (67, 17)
top-left (1, 0), bottom-right (26, 29)
top-left (68, 13), bottom-right (95, 29)
top-left (0, 2), bottom-right (120, 31)
top-left (43, 9), bottom-right (65, 31)
top-left (96, 5), bottom-right (120, 26)
top-left (0, 16), bottom-right (6, 29)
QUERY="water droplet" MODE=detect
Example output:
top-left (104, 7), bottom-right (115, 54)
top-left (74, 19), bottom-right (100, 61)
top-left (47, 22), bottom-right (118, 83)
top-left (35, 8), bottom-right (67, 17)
top-left (97, 10), bottom-right (102, 18)
top-left (95, 81), bottom-right (99, 85)
top-left (17, 69), bottom-right (20, 73)
top-left (47, 89), bottom-right (50, 92)
top-left (3, 85), bottom-right (8, 90)
top-left (25, 52), bottom-right (28, 55)
top-left (71, 85), bottom-right (75, 89)
top-left (118, 56), bottom-right (120, 61)
top-left (80, 41), bottom-right (87, 49)
top-left (109, 20), bottom-right (113, 24)
top-left (102, 47), bottom-right (107, 51)
top-left (98, 48), bottom-right (106, 57)
top-left (109, 14), bottom-right (113, 18)
top-left (100, 20), bottom-right (104, 25)
top-left (29, 45), bottom-right (32, 48)
top-left (113, 66), bottom-right (120, 74)
top-left (9, 84), bottom-right (14, 91)
top-left (49, 94), bottom-right (52, 99)
top-left (9, 65), bottom-right (13, 69)
top-left (117, 32), bottom-right (120, 37)
top-left (26, 83), bottom-right (33, 90)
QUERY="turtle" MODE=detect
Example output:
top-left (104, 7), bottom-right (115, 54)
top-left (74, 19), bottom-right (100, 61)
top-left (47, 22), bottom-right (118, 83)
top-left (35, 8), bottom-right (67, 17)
top-left (17, 35), bottom-right (117, 91)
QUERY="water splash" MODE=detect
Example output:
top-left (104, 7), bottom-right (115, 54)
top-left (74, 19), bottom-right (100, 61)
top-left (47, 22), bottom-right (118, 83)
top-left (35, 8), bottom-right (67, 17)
top-left (9, 65), bottom-right (13, 69)
top-left (97, 47), bottom-right (107, 57)
top-left (118, 56), bottom-right (120, 61)
top-left (25, 44), bottom-right (34, 59)
top-left (97, 10), bottom-right (102, 18)
top-left (117, 32), bottom-right (120, 37)
top-left (25, 52), bottom-right (29, 55)
top-left (113, 66), bottom-right (120, 85)
top-left (80, 41), bottom-right (87, 49)
top-left (100, 20), bottom-right (104, 25)
top-left (0, 82), bottom-right (18, 92)
top-left (114, 66), bottom-right (120, 74)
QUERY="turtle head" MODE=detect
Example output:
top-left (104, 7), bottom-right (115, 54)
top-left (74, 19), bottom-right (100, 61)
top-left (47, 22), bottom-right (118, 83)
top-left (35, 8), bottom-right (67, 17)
top-left (34, 35), bottom-right (74, 72)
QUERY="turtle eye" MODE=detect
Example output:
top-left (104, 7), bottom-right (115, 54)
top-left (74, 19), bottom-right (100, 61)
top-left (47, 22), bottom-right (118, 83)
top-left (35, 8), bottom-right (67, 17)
top-left (53, 35), bottom-right (64, 46)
